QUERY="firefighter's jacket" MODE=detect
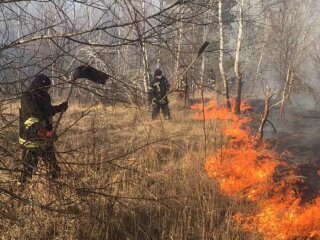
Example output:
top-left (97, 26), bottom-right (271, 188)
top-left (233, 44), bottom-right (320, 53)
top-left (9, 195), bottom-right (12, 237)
top-left (19, 88), bottom-right (62, 148)
top-left (148, 77), bottom-right (170, 105)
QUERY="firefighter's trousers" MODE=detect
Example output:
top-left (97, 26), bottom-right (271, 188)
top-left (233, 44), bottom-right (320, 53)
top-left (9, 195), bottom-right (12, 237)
top-left (20, 145), bottom-right (60, 182)
top-left (152, 103), bottom-right (170, 120)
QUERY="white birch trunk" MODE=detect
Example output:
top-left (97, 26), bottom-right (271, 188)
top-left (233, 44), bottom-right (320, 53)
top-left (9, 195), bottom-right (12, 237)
top-left (234, 0), bottom-right (244, 114)
top-left (200, 0), bottom-right (215, 88)
top-left (142, 0), bottom-right (149, 94)
top-left (157, 0), bottom-right (164, 68)
top-left (200, 18), bottom-right (209, 88)
top-left (280, 68), bottom-right (294, 116)
top-left (218, 0), bottom-right (231, 109)
top-left (175, 13), bottom-right (183, 82)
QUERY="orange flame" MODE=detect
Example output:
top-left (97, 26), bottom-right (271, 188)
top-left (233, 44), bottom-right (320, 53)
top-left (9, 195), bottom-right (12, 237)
top-left (193, 100), bottom-right (320, 239)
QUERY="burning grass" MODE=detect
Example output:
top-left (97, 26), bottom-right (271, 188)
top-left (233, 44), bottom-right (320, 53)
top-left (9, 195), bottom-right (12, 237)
top-left (2, 96), bottom-right (319, 239)
top-left (193, 99), bottom-right (320, 240)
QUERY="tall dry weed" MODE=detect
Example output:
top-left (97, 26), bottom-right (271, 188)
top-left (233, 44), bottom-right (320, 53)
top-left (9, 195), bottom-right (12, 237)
top-left (0, 100), bottom-right (255, 239)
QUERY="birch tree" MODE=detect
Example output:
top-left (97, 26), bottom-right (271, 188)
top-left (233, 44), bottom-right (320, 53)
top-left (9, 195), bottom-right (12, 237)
top-left (218, 0), bottom-right (231, 110)
top-left (234, 0), bottom-right (244, 114)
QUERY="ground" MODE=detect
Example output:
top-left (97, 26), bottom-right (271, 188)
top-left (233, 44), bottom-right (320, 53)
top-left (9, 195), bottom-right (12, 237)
top-left (0, 99), bottom-right (254, 240)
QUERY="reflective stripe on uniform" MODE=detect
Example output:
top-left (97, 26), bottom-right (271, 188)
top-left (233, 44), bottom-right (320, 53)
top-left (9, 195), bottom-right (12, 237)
top-left (24, 117), bottom-right (40, 129)
top-left (153, 82), bottom-right (161, 92)
top-left (19, 137), bottom-right (43, 148)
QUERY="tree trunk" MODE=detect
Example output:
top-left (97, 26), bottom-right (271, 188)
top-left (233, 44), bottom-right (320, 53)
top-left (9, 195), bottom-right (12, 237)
top-left (280, 68), bottom-right (294, 116)
top-left (200, 3), bottom-right (212, 88)
top-left (234, 0), bottom-right (244, 115)
top-left (157, 0), bottom-right (164, 68)
top-left (200, 24), bottom-right (208, 88)
top-left (175, 11), bottom-right (183, 82)
top-left (218, 0), bottom-right (231, 110)
top-left (142, 44), bottom-right (149, 92)
top-left (255, 88), bottom-right (273, 146)
top-left (141, 0), bottom-right (149, 95)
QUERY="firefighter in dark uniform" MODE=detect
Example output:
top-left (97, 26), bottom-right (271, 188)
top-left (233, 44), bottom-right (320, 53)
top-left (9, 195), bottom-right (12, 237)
top-left (149, 69), bottom-right (171, 120)
top-left (19, 74), bottom-right (68, 183)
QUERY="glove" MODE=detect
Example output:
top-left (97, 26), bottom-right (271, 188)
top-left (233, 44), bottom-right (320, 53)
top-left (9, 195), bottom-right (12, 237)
top-left (37, 128), bottom-right (56, 139)
top-left (59, 101), bottom-right (68, 112)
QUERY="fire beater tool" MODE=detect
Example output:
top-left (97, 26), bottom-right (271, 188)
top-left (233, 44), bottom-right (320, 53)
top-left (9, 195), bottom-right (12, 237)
top-left (54, 65), bottom-right (110, 135)
top-left (159, 41), bottom-right (210, 103)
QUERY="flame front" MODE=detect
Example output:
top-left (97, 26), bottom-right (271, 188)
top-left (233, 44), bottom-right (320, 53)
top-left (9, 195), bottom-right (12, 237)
top-left (192, 100), bottom-right (320, 239)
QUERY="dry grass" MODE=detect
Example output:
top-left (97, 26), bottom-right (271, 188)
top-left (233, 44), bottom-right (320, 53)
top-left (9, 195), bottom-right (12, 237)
top-left (0, 99), bottom-right (255, 240)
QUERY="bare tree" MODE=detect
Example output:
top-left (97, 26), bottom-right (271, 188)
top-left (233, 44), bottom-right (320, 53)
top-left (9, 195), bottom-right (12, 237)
top-left (234, 0), bottom-right (244, 114)
top-left (218, 0), bottom-right (231, 109)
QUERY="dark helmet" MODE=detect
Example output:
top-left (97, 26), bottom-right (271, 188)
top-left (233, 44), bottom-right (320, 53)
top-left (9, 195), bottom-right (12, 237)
top-left (30, 74), bottom-right (51, 89)
top-left (154, 69), bottom-right (162, 77)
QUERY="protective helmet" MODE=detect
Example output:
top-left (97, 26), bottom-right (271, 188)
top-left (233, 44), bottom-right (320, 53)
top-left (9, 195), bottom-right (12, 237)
top-left (31, 74), bottom-right (51, 89)
top-left (154, 69), bottom-right (162, 77)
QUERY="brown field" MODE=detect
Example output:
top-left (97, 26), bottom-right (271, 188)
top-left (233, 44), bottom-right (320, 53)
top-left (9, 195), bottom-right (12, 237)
top-left (0, 99), bottom-right (257, 240)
